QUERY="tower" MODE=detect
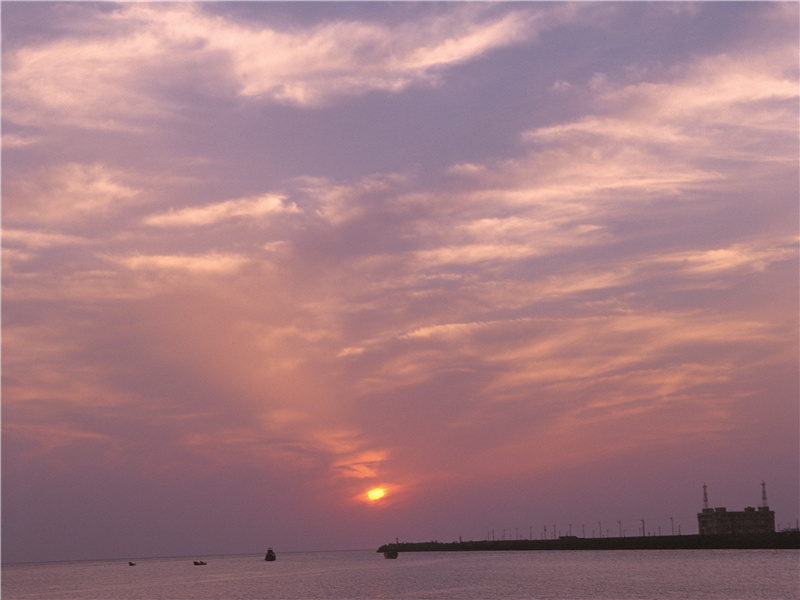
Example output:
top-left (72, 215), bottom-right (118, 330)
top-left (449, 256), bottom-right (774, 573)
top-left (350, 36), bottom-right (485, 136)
top-left (760, 481), bottom-right (768, 508)
top-left (702, 483), bottom-right (709, 510)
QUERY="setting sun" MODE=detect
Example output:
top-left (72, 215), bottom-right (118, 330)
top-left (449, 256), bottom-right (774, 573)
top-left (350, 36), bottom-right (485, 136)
top-left (366, 488), bottom-right (386, 501)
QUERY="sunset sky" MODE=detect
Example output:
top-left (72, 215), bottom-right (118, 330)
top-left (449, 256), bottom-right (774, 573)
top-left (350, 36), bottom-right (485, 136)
top-left (2, 2), bottom-right (798, 564)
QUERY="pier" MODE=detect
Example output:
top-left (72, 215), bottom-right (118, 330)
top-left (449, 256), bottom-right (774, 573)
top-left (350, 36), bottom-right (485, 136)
top-left (378, 531), bottom-right (800, 553)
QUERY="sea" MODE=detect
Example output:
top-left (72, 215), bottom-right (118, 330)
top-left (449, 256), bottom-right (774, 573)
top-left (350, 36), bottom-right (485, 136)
top-left (2, 549), bottom-right (798, 600)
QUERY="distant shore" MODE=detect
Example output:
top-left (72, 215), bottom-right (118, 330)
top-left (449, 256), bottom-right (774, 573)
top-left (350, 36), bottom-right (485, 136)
top-left (378, 531), bottom-right (800, 553)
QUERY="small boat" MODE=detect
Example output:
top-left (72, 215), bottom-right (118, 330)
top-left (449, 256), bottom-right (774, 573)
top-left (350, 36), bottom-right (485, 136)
top-left (128, 562), bottom-right (136, 566)
top-left (383, 549), bottom-right (398, 559)
top-left (265, 548), bottom-right (276, 561)
top-left (193, 560), bottom-right (207, 566)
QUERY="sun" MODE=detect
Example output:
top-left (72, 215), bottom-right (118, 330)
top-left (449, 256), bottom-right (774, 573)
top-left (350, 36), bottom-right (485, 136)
top-left (366, 487), bottom-right (386, 501)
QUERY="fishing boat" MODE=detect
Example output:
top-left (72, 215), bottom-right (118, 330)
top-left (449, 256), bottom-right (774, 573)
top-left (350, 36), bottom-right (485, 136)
top-left (265, 548), bottom-right (276, 561)
top-left (193, 560), bottom-right (207, 566)
top-left (383, 549), bottom-right (398, 559)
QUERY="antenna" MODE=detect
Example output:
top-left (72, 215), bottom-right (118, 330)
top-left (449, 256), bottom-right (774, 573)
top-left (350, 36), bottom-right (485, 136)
top-left (702, 483), bottom-right (709, 510)
top-left (761, 481), bottom-right (768, 508)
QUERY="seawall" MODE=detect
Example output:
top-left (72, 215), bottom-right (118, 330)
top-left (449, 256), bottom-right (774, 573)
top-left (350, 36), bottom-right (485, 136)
top-left (378, 531), bottom-right (800, 553)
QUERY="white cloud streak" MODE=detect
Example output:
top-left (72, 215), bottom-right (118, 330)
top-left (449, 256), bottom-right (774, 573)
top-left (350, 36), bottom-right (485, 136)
top-left (116, 252), bottom-right (248, 274)
top-left (144, 194), bottom-right (298, 227)
top-left (2, 3), bottom-right (552, 132)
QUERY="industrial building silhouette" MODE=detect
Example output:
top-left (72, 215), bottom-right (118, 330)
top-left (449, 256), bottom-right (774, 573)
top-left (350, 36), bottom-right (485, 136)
top-left (697, 482), bottom-right (775, 535)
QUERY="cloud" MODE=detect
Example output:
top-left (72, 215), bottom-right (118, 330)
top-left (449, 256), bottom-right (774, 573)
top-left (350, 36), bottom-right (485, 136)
top-left (652, 239), bottom-right (798, 276)
top-left (1, 133), bottom-right (43, 148)
top-left (2, 16), bottom-right (178, 131)
top-left (2, 162), bottom-right (140, 226)
top-left (527, 47), bottom-right (799, 165)
top-left (292, 173), bottom-right (408, 225)
top-left (410, 215), bottom-right (606, 269)
top-left (1, 229), bottom-right (88, 250)
top-left (221, 5), bottom-right (538, 105)
top-left (2, 3), bottom-right (552, 132)
top-left (401, 44), bottom-right (799, 293)
top-left (115, 252), bottom-right (248, 274)
top-left (144, 193), bottom-right (298, 228)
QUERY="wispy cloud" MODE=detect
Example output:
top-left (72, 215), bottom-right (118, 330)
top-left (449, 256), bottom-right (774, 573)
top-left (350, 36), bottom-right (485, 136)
top-left (221, 5), bottom-right (539, 105)
top-left (3, 163), bottom-right (140, 226)
top-left (526, 47), bottom-right (799, 164)
top-left (653, 239), bottom-right (798, 276)
top-left (115, 252), bottom-right (248, 274)
top-left (2, 3), bottom-right (557, 132)
top-left (144, 194), bottom-right (298, 227)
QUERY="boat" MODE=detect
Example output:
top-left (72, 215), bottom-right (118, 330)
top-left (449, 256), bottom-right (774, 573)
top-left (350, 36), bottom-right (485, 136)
top-left (128, 562), bottom-right (136, 566)
top-left (193, 560), bottom-right (207, 566)
top-left (264, 548), bottom-right (276, 561)
top-left (383, 549), bottom-right (398, 559)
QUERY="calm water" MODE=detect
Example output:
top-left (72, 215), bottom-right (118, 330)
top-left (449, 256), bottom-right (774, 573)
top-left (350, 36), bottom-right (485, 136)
top-left (2, 549), bottom-right (798, 599)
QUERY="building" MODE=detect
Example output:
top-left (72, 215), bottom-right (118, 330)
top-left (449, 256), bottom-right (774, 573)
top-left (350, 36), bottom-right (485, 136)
top-left (698, 506), bottom-right (776, 535)
top-left (697, 482), bottom-right (775, 535)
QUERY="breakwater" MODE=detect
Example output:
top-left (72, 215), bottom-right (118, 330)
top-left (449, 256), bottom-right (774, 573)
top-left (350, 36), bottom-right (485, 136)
top-left (378, 531), bottom-right (799, 553)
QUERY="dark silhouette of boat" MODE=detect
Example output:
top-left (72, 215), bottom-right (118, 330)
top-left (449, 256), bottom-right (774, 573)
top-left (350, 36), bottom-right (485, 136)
top-left (193, 560), bottom-right (207, 566)
top-left (265, 548), bottom-right (276, 561)
top-left (128, 561), bottom-right (136, 566)
top-left (383, 549), bottom-right (398, 559)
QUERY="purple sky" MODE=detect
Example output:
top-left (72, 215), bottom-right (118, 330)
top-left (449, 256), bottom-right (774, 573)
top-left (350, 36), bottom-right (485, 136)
top-left (2, 2), bottom-right (798, 563)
